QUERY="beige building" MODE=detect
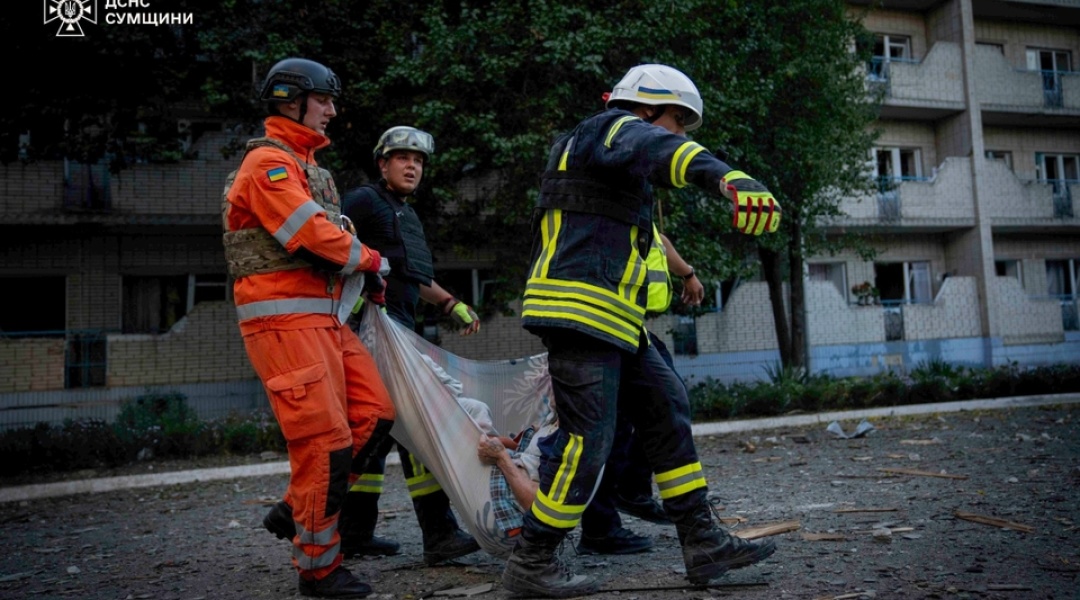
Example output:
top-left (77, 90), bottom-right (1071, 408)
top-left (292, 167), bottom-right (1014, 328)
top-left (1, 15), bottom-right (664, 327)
top-left (1, 0), bottom-right (1077, 427)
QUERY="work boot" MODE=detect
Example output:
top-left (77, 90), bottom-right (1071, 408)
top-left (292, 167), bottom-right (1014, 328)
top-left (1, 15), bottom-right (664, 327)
top-left (673, 495), bottom-right (777, 585)
top-left (264, 500), bottom-right (295, 541)
top-left (338, 491), bottom-right (400, 558)
top-left (343, 535), bottom-right (400, 558)
top-left (614, 493), bottom-right (672, 525)
top-left (422, 528), bottom-right (481, 565)
top-left (297, 565), bottom-right (372, 598)
top-left (576, 526), bottom-right (654, 555)
top-left (415, 491), bottom-right (480, 565)
top-left (502, 530), bottom-right (600, 598)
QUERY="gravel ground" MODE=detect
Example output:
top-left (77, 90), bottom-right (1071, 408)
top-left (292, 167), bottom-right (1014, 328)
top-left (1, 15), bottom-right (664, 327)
top-left (0, 403), bottom-right (1077, 600)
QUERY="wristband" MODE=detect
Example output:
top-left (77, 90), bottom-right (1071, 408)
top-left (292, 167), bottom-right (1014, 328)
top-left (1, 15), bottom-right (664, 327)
top-left (682, 267), bottom-right (696, 281)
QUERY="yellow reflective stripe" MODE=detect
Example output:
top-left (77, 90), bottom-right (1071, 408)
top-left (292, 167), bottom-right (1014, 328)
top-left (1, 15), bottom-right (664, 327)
top-left (617, 226), bottom-right (647, 303)
top-left (605, 116), bottom-right (639, 148)
top-left (530, 488), bottom-right (586, 529)
top-left (525, 278), bottom-right (645, 321)
top-left (558, 136), bottom-right (574, 171)
top-left (655, 462), bottom-right (708, 499)
top-left (406, 472), bottom-right (442, 498)
top-left (409, 454), bottom-right (429, 476)
top-left (549, 431), bottom-right (583, 503)
top-left (670, 142), bottom-right (706, 188)
top-left (349, 473), bottom-right (384, 494)
top-left (522, 302), bottom-right (639, 346)
top-left (531, 209), bottom-right (563, 280)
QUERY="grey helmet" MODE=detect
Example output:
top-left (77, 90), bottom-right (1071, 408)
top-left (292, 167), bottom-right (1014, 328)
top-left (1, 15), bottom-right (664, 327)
top-left (606, 64), bottom-right (703, 132)
top-left (373, 126), bottom-right (435, 162)
top-left (260, 57), bottom-right (341, 103)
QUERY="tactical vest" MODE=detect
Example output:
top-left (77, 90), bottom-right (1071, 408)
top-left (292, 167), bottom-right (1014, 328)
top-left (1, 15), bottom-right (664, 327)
top-left (221, 137), bottom-right (344, 279)
top-left (359, 183), bottom-right (435, 285)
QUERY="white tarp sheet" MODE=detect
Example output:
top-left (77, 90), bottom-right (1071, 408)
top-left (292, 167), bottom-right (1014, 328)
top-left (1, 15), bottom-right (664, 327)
top-left (354, 302), bottom-right (550, 557)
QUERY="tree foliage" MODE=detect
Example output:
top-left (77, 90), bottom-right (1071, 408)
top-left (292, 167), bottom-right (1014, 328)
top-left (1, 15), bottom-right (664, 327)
top-left (8, 0), bottom-right (881, 357)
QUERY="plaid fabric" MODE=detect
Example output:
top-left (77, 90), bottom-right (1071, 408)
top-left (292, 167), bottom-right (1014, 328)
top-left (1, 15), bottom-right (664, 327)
top-left (489, 426), bottom-right (538, 536)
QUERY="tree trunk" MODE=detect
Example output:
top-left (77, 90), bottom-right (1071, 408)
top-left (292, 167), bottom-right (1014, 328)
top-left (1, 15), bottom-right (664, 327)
top-left (760, 247), bottom-right (792, 366)
top-left (788, 221), bottom-right (807, 369)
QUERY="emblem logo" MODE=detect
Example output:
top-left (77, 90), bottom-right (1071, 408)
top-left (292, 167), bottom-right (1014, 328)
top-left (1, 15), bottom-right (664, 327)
top-left (44, 0), bottom-right (98, 37)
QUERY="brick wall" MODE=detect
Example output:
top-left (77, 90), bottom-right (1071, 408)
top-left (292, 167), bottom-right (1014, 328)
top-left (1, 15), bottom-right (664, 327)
top-left (974, 44), bottom-right (1049, 107)
top-left (888, 41), bottom-right (964, 104)
top-left (898, 156), bottom-right (973, 219)
top-left (806, 281), bottom-right (886, 345)
top-left (437, 300), bottom-right (545, 360)
top-left (107, 301), bottom-right (254, 387)
top-left (993, 276), bottom-right (1064, 345)
top-left (903, 276), bottom-right (982, 340)
top-left (0, 338), bottom-right (66, 393)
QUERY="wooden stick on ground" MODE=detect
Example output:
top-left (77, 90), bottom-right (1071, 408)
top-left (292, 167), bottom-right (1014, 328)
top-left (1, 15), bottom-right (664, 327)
top-left (954, 510), bottom-right (1034, 533)
top-left (877, 467), bottom-right (969, 480)
top-left (733, 520), bottom-right (801, 539)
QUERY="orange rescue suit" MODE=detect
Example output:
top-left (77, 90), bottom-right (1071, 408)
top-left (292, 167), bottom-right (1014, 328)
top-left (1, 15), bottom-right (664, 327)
top-left (223, 116), bottom-right (395, 580)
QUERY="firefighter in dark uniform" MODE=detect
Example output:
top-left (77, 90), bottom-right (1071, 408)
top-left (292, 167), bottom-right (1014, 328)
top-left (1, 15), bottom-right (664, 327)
top-left (338, 126), bottom-right (482, 565)
top-left (504, 64), bottom-right (782, 598)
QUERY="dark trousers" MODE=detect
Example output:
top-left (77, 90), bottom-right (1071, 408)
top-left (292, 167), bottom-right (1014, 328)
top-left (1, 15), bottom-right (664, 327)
top-left (526, 329), bottom-right (698, 541)
top-left (580, 331), bottom-right (684, 535)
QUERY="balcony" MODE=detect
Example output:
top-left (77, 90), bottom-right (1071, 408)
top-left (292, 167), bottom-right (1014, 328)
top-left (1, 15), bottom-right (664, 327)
top-left (829, 157), bottom-right (975, 232)
top-left (986, 162), bottom-right (1080, 232)
top-left (975, 46), bottom-right (1080, 127)
top-left (872, 42), bottom-right (966, 121)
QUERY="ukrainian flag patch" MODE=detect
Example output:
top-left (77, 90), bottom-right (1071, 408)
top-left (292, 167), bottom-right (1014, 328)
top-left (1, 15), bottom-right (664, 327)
top-left (267, 167), bottom-right (288, 182)
top-left (636, 86), bottom-right (679, 101)
top-left (272, 84), bottom-right (291, 99)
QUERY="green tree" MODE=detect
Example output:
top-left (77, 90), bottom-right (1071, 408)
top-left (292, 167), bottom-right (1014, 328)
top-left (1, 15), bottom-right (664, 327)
top-left (10, 0), bottom-right (880, 363)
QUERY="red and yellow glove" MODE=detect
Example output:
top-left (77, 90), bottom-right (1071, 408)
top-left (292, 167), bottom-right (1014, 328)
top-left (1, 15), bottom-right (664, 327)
top-left (720, 170), bottom-right (782, 235)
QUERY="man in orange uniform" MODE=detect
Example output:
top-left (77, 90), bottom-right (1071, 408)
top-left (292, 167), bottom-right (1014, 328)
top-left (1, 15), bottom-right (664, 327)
top-left (222, 57), bottom-right (395, 599)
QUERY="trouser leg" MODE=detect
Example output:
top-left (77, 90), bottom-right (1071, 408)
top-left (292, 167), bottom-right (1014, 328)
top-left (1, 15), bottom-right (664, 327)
top-left (623, 342), bottom-right (776, 583)
top-left (399, 444), bottom-right (481, 564)
top-left (245, 326), bottom-right (354, 581)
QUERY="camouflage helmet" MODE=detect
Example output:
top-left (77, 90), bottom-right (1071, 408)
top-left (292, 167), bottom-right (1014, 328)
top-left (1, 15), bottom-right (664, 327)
top-left (373, 126), bottom-right (434, 163)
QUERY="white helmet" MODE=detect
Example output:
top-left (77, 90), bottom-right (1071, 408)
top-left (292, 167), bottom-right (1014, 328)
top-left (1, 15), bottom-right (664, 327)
top-left (606, 64), bottom-right (703, 132)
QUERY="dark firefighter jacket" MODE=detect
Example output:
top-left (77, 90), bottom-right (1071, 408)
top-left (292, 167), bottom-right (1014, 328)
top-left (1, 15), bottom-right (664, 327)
top-left (522, 108), bottom-right (738, 352)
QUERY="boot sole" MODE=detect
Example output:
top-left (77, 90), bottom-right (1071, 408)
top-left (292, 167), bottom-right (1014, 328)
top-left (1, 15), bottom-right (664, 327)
top-left (501, 574), bottom-right (600, 598)
top-left (423, 540), bottom-right (481, 565)
top-left (576, 541), bottom-right (653, 555)
top-left (686, 540), bottom-right (777, 585)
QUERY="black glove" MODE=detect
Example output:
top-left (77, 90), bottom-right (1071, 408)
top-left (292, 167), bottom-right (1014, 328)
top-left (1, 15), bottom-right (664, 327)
top-left (362, 274), bottom-right (386, 307)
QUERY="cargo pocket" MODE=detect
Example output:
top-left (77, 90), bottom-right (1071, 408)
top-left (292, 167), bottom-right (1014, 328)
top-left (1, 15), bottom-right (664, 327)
top-left (265, 363), bottom-right (332, 443)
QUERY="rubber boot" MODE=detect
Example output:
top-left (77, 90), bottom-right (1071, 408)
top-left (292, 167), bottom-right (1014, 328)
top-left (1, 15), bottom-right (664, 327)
top-left (338, 491), bottom-right (400, 557)
top-left (413, 491), bottom-right (480, 565)
top-left (670, 490), bottom-right (777, 585)
top-left (502, 528), bottom-right (599, 598)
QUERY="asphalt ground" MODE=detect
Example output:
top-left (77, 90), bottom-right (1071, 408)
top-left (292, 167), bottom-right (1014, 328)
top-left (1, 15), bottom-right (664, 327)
top-left (0, 393), bottom-right (1077, 600)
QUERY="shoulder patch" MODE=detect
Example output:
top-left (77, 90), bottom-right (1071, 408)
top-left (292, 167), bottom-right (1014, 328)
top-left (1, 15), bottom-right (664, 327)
top-left (267, 167), bottom-right (288, 182)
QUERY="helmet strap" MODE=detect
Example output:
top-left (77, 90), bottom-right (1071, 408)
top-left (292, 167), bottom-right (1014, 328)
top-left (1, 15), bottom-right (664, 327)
top-left (643, 105), bottom-right (666, 125)
top-left (296, 93), bottom-right (309, 124)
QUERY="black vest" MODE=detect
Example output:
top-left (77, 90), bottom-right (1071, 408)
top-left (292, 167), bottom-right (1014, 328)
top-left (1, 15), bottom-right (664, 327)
top-left (343, 182), bottom-right (435, 286)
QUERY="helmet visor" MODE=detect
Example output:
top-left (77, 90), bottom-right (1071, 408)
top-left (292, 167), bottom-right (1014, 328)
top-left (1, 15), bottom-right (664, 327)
top-left (384, 128), bottom-right (434, 156)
